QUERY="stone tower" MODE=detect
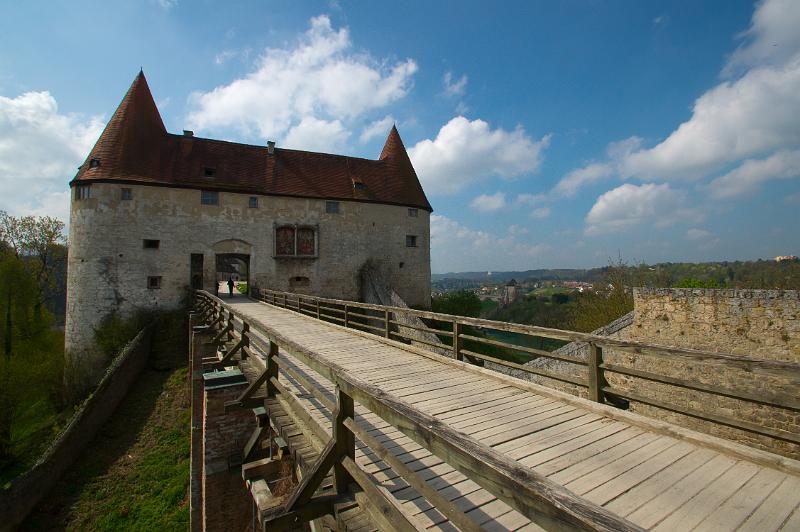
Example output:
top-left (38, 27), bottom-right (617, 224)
top-left (65, 71), bottom-right (432, 387)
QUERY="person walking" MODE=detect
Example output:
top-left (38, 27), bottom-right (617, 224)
top-left (227, 276), bottom-right (235, 297)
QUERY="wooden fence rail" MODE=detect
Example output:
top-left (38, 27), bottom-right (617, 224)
top-left (195, 290), bottom-right (646, 532)
top-left (249, 287), bottom-right (800, 446)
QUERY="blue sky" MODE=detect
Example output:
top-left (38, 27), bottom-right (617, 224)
top-left (1, 0), bottom-right (798, 273)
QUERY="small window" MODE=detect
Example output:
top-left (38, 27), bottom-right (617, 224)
top-left (121, 188), bottom-right (132, 201)
top-left (406, 235), bottom-right (418, 248)
top-left (147, 276), bottom-right (162, 289)
top-left (353, 181), bottom-right (366, 191)
top-left (325, 201), bottom-right (340, 214)
top-left (201, 190), bottom-right (219, 205)
top-left (75, 185), bottom-right (91, 201)
top-left (89, 158), bottom-right (101, 168)
top-left (408, 208), bottom-right (418, 217)
top-left (203, 167), bottom-right (216, 177)
top-left (249, 196), bottom-right (258, 208)
top-left (143, 239), bottom-right (160, 249)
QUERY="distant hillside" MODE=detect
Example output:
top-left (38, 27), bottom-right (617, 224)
top-left (433, 259), bottom-right (800, 290)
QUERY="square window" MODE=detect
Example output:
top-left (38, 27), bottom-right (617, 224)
top-left (203, 167), bottom-right (216, 177)
top-left (143, 239), bottom-right (160, 249)
top-left (147, 276), bottom-right (162, 289)
top-left (325, 201), bottom-right (340, 214)
top-left (406, 235), bottom-right (418, 247)
top-left (249, 196), bottom-right (258, 208)
top-left (75, 185), bottom-right (91, 201)
top-left (275, 226), bottom-right (296, 256)
top-left (121, 188), bottom-right (132, 201)
top-left (201, 190), bottom-right (219, 205)
top-left (408, 208), bottom-right (418, 217)
top-left (297, 227), bottom-right (316, 256)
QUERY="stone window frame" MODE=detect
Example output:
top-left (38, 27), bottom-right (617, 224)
top-left (201, 190), bottom-right (219, 205)
top-left (249, 196), bottom-right (258, 209)
top-left (406, 234), bottom-right (418, 248)
top-left (74, 184), bottom-right (91, 201)
top-left (143, 239), bottom-right (160, 249)
top-left (273, 223), bottom-right (319, 259)
top-left (325, 200), bottom-right (340, 214)
top-left (147, 276), bottom-right (162, 289)
top-left (408, 208), bottom-right (418, 217)
top-left (121, 187), bottom-right (133, 201)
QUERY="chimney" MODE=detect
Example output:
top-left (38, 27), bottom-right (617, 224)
top-left (267, 140), bottom-right (275, 155)
top-left (183, 130), bottom-right (194, 137)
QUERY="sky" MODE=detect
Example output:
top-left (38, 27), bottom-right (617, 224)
top-left (1, 0), bottom-right (798, 273)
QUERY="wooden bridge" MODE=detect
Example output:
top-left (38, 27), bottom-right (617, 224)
top-left (192, 289), bottom-right (800, 531)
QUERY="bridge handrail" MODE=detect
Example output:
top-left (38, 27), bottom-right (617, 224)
top-left (250, 287), bottom-right (800, 447)
top-left (194, 290), bottom-right (645, 531)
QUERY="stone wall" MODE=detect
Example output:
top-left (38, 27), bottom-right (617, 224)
top-left (485, 288), bottom-right (799, 458)
top-left (0, 326), bottom-right (153, 529)
top-left (66, 182), bottom-right (431, 385)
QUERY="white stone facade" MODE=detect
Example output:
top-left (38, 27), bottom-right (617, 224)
top-left (66, 181), bottom-right (430, 380)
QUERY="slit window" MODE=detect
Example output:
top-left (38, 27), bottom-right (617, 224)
top-left (406, 235), bottom-right (418, 248)
top-left (147, 276), bottom-right (162, 289)
top-left (325, 201), bottom-right (340, 214)
top-left (75, 185), bottom-right (91, 201)
top-left (121, 188), bottom-right (132, 201)
top-left (408, 208), bottom-right (418, 217)
top-left (203, 167), bottom-right (216, 178)
top-left (249, 196), bottom-right (258, 209)
top-left (201, 190), bottom-right (219, 205)
top-left (143, 239), bottom-right (160, 249)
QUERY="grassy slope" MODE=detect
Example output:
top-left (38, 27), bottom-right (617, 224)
top-left (24, 313), bottom-right (190, 531)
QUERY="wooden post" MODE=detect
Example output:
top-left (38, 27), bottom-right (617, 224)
top-left (240, 322), bottom-right (250, 359)
top-left (316, 299), bottom-right (321, 319)
top-left (298, 295), bottom-right (302, 312)
top-left (266, 341), bottom-right (279, 397)
top-left (344, 304), bottom-right (349, 328)
top-left (283, 293), bottom-right (288, 308)
top-left (333, 386), bottom-right (355, 494)
top-left (453, 321), bottom-right (462, 361)
top-left (588, 342), bottom-right (606, 403)
top-left (384, 309), bottom-right (390, 338)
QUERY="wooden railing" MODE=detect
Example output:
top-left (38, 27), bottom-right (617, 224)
top-left (194, 290), bottom-right (644, 531)
top-left (250, 287), bottom-right (800, 447)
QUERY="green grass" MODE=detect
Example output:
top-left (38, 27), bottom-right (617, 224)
top-left (24, 312), bottom-right (190, 531)
top-left (528, 286), bottom-right (576, 297)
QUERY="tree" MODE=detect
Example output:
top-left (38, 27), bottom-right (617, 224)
top-left (571, 259), bottom-right (636, 333)
top-left (0, 211), bottom-right (67, 315)
top-left (431, 290), bottom-right (482, 318)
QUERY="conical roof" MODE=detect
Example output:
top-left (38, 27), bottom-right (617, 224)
top-left (74, 71), bottom-right (166, 181)
top-left (378, 125), bottom-right (431, 211)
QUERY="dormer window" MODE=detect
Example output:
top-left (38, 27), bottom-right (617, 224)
top-left (353, 181), bottom-right (366, 191)
top-left (89, 158), bottom-right (101, 168)
top-left (203, 167), bottom-right (216, 178)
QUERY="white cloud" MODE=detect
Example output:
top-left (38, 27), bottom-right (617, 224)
top-left (515, 193), bottom-right (547, 206)
top-left (408, 116), bottom-right (550, 194)
top-left (585, 183), bottom-right (701, 235)
top-left (709, 149), bottom-right (800, 199)
top-left (283, 116), bottom-right (349, 152)
top-left (724, 0), bottom-right (800, 75)
top-left (442, 71), bottom-right (467, 98)
top-left (531, 206), bottom-right (551, 219)
top-left (0, 91), bottom-right (103, 180)
top-left (620, 0), bottom-right (800, 182)
top-left (359, 115), bottom-right (394, 143)
top-left (507, 224), bottom-right (528, 235)
top-left (430, 214), bottom-right (548, 272)
top-left (553, 162), bottom-right (613, 197)
top-left (686, 228), bottom-right (713, 240)
top-left (622, 57), bottom-right (800, 180)
top-left (0, 91), bottom-right (102, 224)
top-left (187, 15), bottom-right (417, 142)
top-left (469, 192), bottom-right (506, 212)
top-left (214, 50), bottom-right (238, 65)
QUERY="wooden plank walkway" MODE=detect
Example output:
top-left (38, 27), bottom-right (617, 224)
top-left (227, 297), bottom-right (800, 531)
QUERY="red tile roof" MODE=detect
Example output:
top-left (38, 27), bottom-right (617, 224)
top-left (72, 71), bottom-right (432, 212)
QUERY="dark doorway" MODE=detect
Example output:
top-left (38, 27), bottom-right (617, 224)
top-left (216, 253), bottom-right (250, 296)
top-left (190, 253), bottom-right (204, 289)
